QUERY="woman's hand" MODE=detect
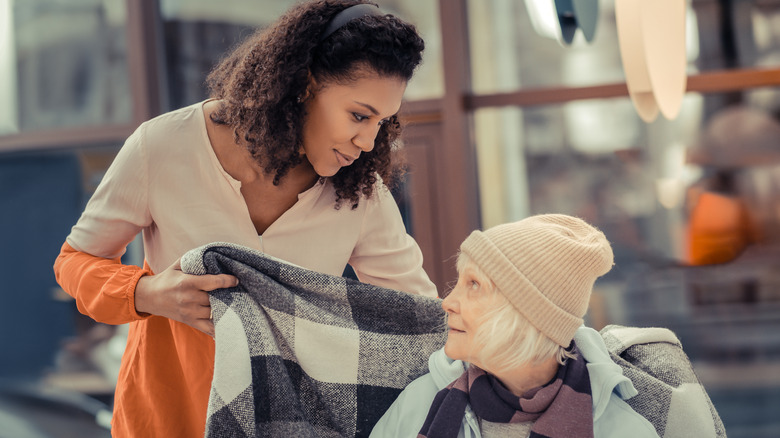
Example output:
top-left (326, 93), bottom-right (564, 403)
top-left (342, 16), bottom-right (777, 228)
top-left (134, 258), bottom-right (239, 337)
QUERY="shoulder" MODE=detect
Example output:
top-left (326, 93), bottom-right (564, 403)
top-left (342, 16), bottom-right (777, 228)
top-left (124, 102), bottom-right (211, 165)
top-left (316, 175), bottom-right (392, 212)
top-left (361, 176), bottom-right (393, 205)
top-left (599, 324), bottom-right (725, 438)
top-left (600, 325), bottom-right (681, 352)
top-left (142, 101), bottom-right (205, 139)
top-left (574, 326), bottom-right (656, 438)
top-left (594, 393), bottom-right (659, 438)
top-left (350, 178), bottom-right (402, 221)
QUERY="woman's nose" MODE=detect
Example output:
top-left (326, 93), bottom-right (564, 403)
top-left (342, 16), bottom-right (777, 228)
top-left (441, 289), bottom-right (459, 313)
top-left (353, 126), bottom-right (378, 152)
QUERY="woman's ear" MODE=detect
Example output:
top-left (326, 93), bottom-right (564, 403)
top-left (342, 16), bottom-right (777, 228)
top-left (300, 71), bottom-right (319, 103)
top-left (298, 88), bottom-right (311, 104)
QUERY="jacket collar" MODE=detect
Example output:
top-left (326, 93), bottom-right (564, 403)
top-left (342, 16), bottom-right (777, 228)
top-left (574, 326), bottom-right (638, 420)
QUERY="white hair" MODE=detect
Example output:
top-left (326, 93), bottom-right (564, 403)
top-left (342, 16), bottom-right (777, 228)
top-left (456, 252), bottom-right (576, 373)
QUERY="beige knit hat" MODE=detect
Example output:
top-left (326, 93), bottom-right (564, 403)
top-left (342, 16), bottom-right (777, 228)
top-left (459, 214), bottom-right (614, 347)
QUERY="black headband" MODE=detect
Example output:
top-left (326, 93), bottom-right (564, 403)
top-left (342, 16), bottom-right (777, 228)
top-left (320, 3), bottom-right (382, 42)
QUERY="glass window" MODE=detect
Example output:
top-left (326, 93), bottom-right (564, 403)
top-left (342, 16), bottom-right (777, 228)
top-left (159, 0), bottom-right (442, 111)
top-left (159, 0), bottom-right (292, 110)
top-left (2, 0), bottom-right (132, 135)
top-left (475, 96), bottom-right (700, 264)
top-left (474, 88), bottom-right (780, 437)
top-left (467, 0), bottom-right (780, 94)
top-left (387, 0), bottom-right (443, 100)
top-left (475, 87), bottom-right (780, 268)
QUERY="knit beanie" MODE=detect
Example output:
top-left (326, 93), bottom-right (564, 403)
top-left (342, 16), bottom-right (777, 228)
top-left (459, 214), bottom-right (614, 347)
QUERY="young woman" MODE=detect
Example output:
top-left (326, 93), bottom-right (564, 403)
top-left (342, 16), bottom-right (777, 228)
top-left (53, 1), bottom-right (436, 436)
top-left (371, 214), bottom-right (660, 438)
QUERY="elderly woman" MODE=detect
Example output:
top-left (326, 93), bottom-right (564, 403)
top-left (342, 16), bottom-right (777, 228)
top-left (371, 214), bottom-right (659, 438)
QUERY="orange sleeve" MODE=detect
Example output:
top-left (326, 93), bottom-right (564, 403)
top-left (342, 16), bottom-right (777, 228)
top-left (54, 242), bottom-right (153, 325)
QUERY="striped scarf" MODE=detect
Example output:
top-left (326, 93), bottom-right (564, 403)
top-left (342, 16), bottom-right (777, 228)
top-left (418, 344), bottom-right (594, 438)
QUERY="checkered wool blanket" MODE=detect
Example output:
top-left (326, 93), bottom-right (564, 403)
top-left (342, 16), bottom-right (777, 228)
top-left (600, 325), bottom-right (727, 438)
top-left (181, 242), bottom-right (447, 438)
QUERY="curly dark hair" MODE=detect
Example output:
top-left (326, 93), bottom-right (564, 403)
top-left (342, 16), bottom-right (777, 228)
top-left (206, 0), bottom-right (425, 208)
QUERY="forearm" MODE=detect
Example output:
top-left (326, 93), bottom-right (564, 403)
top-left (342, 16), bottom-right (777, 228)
top-left (53, 242), bottom-right (152, 325)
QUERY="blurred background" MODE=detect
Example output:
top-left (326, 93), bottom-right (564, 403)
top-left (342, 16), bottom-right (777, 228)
top-left (1, 0), bottom-right (779, 436)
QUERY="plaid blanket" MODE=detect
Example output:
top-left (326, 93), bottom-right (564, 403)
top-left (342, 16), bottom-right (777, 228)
top-left (600, 325), bottom-right (727, 438)
top-left (180, 242), bottom-right (447, 438)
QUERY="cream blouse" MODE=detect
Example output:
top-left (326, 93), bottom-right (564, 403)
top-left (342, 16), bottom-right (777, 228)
top-left (67, 100), bottom-right (437, 297)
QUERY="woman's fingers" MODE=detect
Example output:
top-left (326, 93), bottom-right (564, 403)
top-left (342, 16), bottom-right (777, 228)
top-left (196, 303), bottom-right (212, 319)
top-left (188, 273), bottom-right (239, 292)
top-left (192, 317), bottom-right (216, 338)
top-left (170, 257), bottom-right (237, 291)
top-left (192, 293), bottom-right (211, 307)
top-left (183, 274), bottom-right (234, 338)
top-left (180, 300), bottom-right (215, 336)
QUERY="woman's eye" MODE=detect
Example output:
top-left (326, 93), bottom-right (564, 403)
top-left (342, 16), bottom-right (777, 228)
top-left (470, 281), bottom-right (479, 289)
top-left (352, 113), bottom-right (368, 122)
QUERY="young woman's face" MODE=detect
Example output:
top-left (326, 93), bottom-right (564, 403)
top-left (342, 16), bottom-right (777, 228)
top-left (301, 72), bottom-right (407, 177)
top-left (441, 263), bottom-right (499, 367)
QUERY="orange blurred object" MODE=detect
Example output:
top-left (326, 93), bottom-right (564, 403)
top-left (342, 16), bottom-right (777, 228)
top-left (687, 191), bottom-right (755, 265)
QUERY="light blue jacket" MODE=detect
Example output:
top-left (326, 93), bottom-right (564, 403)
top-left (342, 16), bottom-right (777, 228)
top-left (370, 326), bottom-right (660, 438)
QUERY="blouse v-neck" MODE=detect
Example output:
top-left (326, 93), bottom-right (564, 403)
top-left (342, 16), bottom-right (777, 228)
top-left (197, 99), bottom-right (324, 237)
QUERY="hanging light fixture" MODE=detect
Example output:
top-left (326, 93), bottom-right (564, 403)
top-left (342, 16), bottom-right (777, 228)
top-left (524, 0), bottom-right (599, 46)
top-left (615, 0), bottom-right (688, 122)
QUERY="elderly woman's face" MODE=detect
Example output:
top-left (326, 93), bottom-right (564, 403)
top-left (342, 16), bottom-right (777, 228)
top-left (441, 264), bottom-right (499, 366)
top-left (301, 71), bottom-right (406, 177)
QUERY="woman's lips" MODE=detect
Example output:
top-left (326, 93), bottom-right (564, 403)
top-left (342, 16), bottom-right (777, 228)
top-left (335, 150), bottom-right (356, 166)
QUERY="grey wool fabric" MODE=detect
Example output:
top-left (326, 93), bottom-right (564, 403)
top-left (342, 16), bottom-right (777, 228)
top-left (180, 242), bottom-right (447, 438)
top-left (600, 324), bottom-right (727, 438)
